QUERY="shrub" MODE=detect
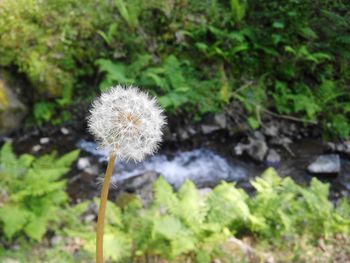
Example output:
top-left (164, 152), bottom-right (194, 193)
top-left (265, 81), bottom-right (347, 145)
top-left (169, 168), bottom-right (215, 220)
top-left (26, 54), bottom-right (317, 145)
top-left (0, 142), bottom-right (79, 241)
top-left (75, 168), bottom-right (350, 262)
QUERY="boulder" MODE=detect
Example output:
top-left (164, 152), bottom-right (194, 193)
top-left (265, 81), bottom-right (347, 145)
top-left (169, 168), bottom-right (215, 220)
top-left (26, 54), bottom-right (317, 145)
top-left (246, 138), bottom-right (268, 162)
top-left (0, 71), bottom-right (27, 135)
top-left (234, 137), bottom-right (268, 163)
top-left (214, 113), bottom-right (227, 129)
top-left (307, 154), bottom-right (341, 174)
top-left (326, 141), bottom-right (350, 158)
top-left (265, 149), bottom-right (281, 167)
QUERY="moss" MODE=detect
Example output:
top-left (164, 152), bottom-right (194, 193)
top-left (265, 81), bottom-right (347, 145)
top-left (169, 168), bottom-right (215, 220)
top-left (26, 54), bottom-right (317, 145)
top-left (0, 0), bottom-right (112, 99)
top-left (0, 80), bottom-right (9, 109)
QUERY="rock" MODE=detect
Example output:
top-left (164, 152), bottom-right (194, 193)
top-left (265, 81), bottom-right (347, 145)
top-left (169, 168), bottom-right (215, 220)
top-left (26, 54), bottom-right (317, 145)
top-left (252, 131), bottom-right (265, 141)
top-left (326, 141), bottom-right (350, 157)
top-left (60, 127), bottom-right (70, 135)
top-left (77, 157), bottom-right (90, 170)
top-left (336, 143), bottom-right (346, 152)
top-left (186, 125), bottom-right (197, 136)
top-left (269, 137), bottom-right (292, 146)
top-left (83, 213), bottom-right (95, 223)
top-left (307, 154), bottom-right (341, 174)
top-left (234, 138), bottom-right (268, 162)
top-left (123, 171), bottom-right (158, 191)
top-left (234, 143), bottom-right (246, 156)
top-left (246, 138), bottom-right (268, 162)
top-left (32, 145), bottom-right (41, 152)
top-left (39, 137), bottom-right (50, 144)
top-left (0, 71), bottom-right (28, 135)
top-left (265, 149), bottom-right (281, 167)
top-left (201, 124), bottom-right (221, 134)
top-left (214, 113), bottom-right (227, 129)
top-left (88, 201), bottom-right (98, 216)
top-left (178, 128), bottom-right (189, 140)
top-left (51, 235), bottom-right (63, 246)
top-left (84, 165), bottom-right (99, 175)
top-left (326, 142), bottom-right (336, 151)
top-left (263, 124), bottom-right (279, 137)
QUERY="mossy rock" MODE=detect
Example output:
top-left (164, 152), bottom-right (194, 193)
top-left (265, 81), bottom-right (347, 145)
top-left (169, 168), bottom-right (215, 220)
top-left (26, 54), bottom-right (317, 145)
top-left (0, 71), bottom-right (28, 135)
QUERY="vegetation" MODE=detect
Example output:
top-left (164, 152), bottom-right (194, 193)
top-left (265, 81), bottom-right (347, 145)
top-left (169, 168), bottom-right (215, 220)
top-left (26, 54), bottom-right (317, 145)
top-left (0, 143), bottom-right (349, 262)
top-left (0, 0), bottom-right (349, 137)
top-left (0, 143), bottom-right (79, 241)
top-left (77, 169), bottom-right (350, 262)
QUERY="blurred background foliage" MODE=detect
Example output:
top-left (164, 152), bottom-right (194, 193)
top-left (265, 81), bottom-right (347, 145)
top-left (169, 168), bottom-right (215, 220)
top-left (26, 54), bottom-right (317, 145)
top-left (0, 0), bottom-right (349, 136)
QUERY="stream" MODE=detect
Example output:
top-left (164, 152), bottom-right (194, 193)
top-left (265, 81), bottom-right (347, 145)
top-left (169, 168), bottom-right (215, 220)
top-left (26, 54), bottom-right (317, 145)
top-left (77, 139), bottom-right (350, 200)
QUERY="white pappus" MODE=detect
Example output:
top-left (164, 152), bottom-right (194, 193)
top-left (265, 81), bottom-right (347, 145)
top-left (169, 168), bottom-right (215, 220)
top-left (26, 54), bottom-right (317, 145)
top-left (87, 85), bottom-right (166, 162)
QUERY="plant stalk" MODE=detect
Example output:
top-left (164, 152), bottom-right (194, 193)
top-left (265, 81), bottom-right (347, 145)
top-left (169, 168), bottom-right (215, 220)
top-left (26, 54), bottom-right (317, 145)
top-left (96, 153), bottom-right (116, 263)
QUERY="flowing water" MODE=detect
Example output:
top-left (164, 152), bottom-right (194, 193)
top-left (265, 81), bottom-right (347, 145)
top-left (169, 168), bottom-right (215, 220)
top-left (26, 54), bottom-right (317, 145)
top-left (77, 139), bottom-right (350, 199)
top-left (77, 140), bottom-right (253, 189)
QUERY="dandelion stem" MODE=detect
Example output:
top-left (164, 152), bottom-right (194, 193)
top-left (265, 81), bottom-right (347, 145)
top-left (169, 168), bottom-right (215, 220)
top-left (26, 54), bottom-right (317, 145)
top-left (96, 153), bottom-right (116, 263)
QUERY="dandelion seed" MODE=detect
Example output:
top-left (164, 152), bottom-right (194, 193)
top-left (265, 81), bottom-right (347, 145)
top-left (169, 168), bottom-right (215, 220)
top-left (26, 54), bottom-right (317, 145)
top-left (88, 85), bottom-right (166, 263)
top-left (88, 85), bottom-right (166, 162)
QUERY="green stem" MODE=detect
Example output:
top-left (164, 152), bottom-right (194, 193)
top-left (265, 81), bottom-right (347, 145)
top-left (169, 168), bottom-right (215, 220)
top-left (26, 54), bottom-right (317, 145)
top-left (96, 153), bottom-right (116, 263)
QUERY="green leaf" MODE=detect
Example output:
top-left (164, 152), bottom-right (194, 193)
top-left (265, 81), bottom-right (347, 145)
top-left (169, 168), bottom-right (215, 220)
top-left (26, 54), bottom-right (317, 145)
top-left (56, 150), bottom-right (80, 168)
top-left (104, 231), bottom-right (132, 261)
top-left (177, 179), bottom-right (207, 226)
top-left (251, 168), bottom-right (281, 193)
top-left (247, 116), bottom-right (260, 129)
top-left (230, 0), bottom-right (247, 23)
top-left (96, 59), bottom-right (134, 88)
top-left (0, 142), bottom-right (24, 180)
top-left (0, 205), bottom-right (29, 239)
top-left (298, 27), bottom-right (317, 39)
top-left (272, 21), bottom-right (285, 29)
top-left (163, 55), bottom-right (187, 90)
top-left (206, 182), bottom-right (250, 226)
top-left (24, 216), bottom-right (48, 241)
top-left (153, 176), bottom-right (179, 214)
top-left (153, 215), bottom-right (183, 240)
top-left (331, 114), bottom-right (350, 139)
top-left (33, 102), bottom-right (56, 123)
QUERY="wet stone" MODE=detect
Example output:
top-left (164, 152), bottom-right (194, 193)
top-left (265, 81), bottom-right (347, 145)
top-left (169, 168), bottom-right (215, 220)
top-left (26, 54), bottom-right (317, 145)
top-left (178, 128), bottom-right (189, 140)
top-left (40, 137), bottom-right (50, 144)
top-left (201, 124), bottom-right (221, 134)
top-left (214, 113), bottom-right (227, 129)
top-left (265, 149), bottom-right (281, 167)
top-left (263, 124), bottom-right (279, 137)
top-left (307, 154), bottom-right (341, 174)
top-left (77, 157), bottom-right (90, 170)
top-left (246, 138), bottom-right (268, 163)
top-left (32, 145), bottom-right (41, 152)
top-left (60, 127), bottom-right (70, 135)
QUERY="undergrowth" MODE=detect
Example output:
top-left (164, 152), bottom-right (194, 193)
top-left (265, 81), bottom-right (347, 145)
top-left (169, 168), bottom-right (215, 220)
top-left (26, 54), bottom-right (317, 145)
top-left (78, 168), bottom-right (349, 262)
top-left (0, 142), bottom-right (79, 241)
top-left (0, 142), bottom-right (349, 262)
top-left (1, 0), bottom-right (349, 137)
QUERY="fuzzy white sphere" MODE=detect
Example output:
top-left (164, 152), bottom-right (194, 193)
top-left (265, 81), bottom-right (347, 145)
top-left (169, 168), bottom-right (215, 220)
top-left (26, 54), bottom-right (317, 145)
top-left (88, 85), bottom-right (166, 161)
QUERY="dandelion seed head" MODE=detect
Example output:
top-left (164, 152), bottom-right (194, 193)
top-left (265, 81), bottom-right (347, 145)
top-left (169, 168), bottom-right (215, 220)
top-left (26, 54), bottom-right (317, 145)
top-left (87, 85), bottom-right (166, 161)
